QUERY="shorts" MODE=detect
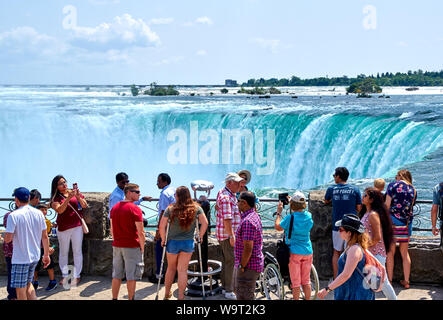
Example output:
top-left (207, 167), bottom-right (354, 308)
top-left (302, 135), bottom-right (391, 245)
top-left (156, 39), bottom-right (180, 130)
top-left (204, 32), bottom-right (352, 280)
top-left (166, 240), bottom-right (194, 254)
top-left (289, 253), bottom-right (313, 288)
top-left (391, 215), bottom-right (412, 243)
top-left (11, 262), bottom-right (39, 288)
top-left (112, 247), bottom-right (144, 281)
top-left (332, 230), bottom-right (347, 251)
top-left (35, 248), bottom-right (55, 272)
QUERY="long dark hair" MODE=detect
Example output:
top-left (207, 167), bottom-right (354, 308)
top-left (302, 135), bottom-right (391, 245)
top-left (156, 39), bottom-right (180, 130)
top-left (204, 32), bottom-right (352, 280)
top-left (50, 175), bottom-right (65, 203)
top-left (360, 187), bottom-right (394, 253)
top-left (170, 186), bottom-right (197, 230)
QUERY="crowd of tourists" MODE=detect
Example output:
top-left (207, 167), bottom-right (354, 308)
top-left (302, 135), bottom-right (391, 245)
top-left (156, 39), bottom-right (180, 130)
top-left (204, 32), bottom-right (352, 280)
top-left (2, 167), bottom-right (442, 300)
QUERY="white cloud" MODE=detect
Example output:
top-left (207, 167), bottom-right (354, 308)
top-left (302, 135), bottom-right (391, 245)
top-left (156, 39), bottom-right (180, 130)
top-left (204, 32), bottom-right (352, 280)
top-left (195, 17), bottom-right (213, 25)
top-left (0, 27), bottom-right (68, 60)
top-left (69, 14), bottom-right (160, 50)
top-left (250, 37), bottom-right (280, 53)
top-left (151, 56), bottom-right (184, 66)
top-left (149, 18), bottom-right (174, 25)
top-left (183, 16), bottom-right (214, 27)
top-left (196, 49), bottom-right (207, 56)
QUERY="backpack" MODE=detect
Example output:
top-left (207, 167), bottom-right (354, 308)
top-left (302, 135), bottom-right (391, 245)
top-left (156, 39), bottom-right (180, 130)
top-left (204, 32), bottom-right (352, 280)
top-left (276, 213), bottom-right (294, 277)
top-left (355, 247), bottom-right (386, 292)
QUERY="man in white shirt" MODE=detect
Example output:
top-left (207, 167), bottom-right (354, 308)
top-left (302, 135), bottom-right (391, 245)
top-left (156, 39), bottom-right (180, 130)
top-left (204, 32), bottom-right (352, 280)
top-left (150, 173), bottom-right (175, 283)
top-left (4, 187), bottom-right (50, 300)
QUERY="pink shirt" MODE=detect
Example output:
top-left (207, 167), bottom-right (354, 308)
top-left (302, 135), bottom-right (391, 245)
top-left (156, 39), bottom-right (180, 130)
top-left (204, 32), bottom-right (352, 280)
top-left (215, 187), bottom-right (241, 242)
top-left (361, 211), bottom-right (386, 257)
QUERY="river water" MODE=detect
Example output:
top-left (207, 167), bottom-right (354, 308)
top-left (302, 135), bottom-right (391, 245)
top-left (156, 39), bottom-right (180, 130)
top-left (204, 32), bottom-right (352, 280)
top-left (1, 85), bottom-right (442, 232)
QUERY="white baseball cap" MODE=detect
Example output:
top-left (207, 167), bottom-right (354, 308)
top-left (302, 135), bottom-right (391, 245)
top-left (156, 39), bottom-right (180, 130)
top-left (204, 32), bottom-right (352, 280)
top-left (290, 191), bottom-right (306, 203)
top-left (224, 172), bottom-right (244, 183)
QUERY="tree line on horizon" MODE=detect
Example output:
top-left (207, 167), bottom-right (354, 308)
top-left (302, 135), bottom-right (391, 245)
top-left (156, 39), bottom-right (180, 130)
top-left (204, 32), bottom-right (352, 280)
top-left (241, 70), bottom-right (443, 87)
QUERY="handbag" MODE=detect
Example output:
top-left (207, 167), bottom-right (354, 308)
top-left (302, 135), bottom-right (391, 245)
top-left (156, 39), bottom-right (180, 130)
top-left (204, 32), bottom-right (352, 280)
top-left (68, 202), bottom-right (89, 234)
top-left (275, 213), bottom-right (294, 277)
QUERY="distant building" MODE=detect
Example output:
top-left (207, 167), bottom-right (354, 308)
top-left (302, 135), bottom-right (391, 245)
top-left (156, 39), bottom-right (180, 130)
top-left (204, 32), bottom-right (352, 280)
top-left (225, 79), bottom-right (238, 87)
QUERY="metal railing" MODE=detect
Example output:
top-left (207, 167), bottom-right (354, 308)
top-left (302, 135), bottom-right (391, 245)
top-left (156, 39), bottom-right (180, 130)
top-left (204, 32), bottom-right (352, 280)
top-left (0, 197), bottom-right (438, 234)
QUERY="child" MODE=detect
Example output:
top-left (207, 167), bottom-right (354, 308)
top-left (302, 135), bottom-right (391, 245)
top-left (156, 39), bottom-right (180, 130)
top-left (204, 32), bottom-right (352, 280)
top-left (32, 203), bottom-right (57, 291)
top-left (275, 191), bottom-right (314, 300)
top-left (374, 178), bottom-right (386, 193)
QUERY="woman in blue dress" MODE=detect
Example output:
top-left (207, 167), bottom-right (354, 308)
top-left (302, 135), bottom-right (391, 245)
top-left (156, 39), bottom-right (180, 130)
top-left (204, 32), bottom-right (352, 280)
top-left (318, 214), bottom-right (375, 300)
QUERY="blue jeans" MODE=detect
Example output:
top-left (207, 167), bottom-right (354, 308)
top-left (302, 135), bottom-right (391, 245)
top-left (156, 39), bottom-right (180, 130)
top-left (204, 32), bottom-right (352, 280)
top-left (5, 257), bottom-right (17, 300)
top-left (374, 254), bottom-right (397, 300)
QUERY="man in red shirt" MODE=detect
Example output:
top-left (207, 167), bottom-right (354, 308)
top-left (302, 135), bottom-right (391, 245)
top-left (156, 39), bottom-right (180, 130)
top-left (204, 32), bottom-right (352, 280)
top-left (110, 183), bottom-right (145, 300)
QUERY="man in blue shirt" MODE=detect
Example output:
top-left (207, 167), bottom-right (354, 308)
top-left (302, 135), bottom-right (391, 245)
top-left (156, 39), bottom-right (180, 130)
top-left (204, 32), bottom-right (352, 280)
top-left (324, 167), bottom-right (362, 279)
top-left (431, 182), bottom-right (443, 246)
top-left (108, 172), bottom-right (152, 219)
top-left (150, 173), bottom-right (175, 283)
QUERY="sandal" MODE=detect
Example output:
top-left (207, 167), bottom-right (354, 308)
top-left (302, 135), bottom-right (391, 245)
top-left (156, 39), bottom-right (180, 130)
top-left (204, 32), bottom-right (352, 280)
top-left (400, 280), bottom-right (410, 289)
top-left (164, 292), bottom-right (172, 300)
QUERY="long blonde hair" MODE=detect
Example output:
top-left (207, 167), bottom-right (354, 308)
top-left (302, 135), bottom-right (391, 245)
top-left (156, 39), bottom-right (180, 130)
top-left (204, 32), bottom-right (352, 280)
top-left (396, 169), bottom-right (413, 185)
top-left (346, 230), bottom-right (369, 250)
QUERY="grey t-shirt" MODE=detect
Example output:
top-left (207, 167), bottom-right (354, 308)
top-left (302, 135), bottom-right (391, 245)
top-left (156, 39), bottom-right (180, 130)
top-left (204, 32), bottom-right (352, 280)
top-left (164, 205), bottom-right (204, 241)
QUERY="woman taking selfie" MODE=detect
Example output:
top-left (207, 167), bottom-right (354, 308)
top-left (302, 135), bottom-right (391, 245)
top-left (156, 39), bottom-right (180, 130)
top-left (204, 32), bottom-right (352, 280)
top-left (50, 175), bottom-right (88, 286)
top-left (159, 186), bottom-right (208, 300)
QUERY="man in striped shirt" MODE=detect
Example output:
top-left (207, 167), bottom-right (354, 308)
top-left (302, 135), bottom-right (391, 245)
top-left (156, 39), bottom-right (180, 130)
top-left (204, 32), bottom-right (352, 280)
top-left (234, 191), bottom-right (263, 300)
top-left (215, 172), bottom-right (244, 300)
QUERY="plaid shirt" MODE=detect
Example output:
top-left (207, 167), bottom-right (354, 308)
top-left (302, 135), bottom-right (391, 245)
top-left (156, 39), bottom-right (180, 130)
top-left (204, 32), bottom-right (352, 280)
top-left (215, 187), bottom-right (241, 242)
top-left (3, 212), bottom-right (13, 258)
top-left (234, 208), bottom-right (264, 273)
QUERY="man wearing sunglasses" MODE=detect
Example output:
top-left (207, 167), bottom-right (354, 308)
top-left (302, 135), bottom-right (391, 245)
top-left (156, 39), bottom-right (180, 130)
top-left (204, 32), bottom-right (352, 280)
top-left (108, 172), bottom-right (152, 218)
top-left (110, 183), bottom-right (146, 300)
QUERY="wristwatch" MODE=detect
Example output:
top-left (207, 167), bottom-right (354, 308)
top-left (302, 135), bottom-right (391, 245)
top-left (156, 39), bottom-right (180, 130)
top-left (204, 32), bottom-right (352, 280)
top-left (326, 286), bottom-right (332, 293)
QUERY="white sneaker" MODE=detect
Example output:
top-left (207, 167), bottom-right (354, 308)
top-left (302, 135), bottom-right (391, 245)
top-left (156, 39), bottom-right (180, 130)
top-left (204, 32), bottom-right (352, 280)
top-left (224, 292), bottom-right (237, 300)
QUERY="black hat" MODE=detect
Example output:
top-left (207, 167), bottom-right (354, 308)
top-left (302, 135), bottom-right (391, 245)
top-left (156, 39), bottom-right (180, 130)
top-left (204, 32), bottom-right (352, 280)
top-left (335, 214), bottom-right (365, 234)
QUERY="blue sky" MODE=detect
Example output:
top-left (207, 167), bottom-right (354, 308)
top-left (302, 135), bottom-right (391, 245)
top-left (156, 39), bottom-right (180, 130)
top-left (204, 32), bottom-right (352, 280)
top-left (0, 0), bottom-right (442, 84)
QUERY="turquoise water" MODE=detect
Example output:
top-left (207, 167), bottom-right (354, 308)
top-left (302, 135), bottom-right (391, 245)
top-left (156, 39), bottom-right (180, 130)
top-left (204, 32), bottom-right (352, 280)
top-left (0, 86), bottom-right (442, 204)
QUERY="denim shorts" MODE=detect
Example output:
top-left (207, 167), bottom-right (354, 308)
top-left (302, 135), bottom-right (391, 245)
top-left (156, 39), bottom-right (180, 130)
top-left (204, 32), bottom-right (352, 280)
top-left (166, 240), bottom-right (194, 254)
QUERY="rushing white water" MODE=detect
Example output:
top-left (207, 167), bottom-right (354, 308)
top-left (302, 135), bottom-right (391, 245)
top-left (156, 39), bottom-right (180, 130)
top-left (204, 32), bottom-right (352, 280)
top-left (0, 86), bottom-right (442, 202)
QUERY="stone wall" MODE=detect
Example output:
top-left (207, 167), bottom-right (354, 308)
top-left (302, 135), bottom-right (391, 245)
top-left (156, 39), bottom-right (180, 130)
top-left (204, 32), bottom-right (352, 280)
top-left (1, 191), bottom-right (443, 284)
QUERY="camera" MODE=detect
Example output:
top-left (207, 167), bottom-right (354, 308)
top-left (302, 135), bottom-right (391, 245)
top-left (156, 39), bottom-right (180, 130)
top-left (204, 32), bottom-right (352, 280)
top-left (278, 192), bottom-right (289, 206)
top-left (73, 183), bottom-right (78, 190)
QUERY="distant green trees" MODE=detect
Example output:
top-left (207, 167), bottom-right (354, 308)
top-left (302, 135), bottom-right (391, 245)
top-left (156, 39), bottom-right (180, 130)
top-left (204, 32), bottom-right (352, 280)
top-left (241, 70), bottom-right (443, 87)
top-left (237, 86), bottom-right (281, 95)
top-left (130, 84), bottom-right (139, 96)
top-left (220, 88), bottom-right (229, 94)
top-left (269, 87), bottom-right (281, 94)
top-left (346, 78), bottom-right (382, 96)
top-left (143, 83), bottom-right (179, 96)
